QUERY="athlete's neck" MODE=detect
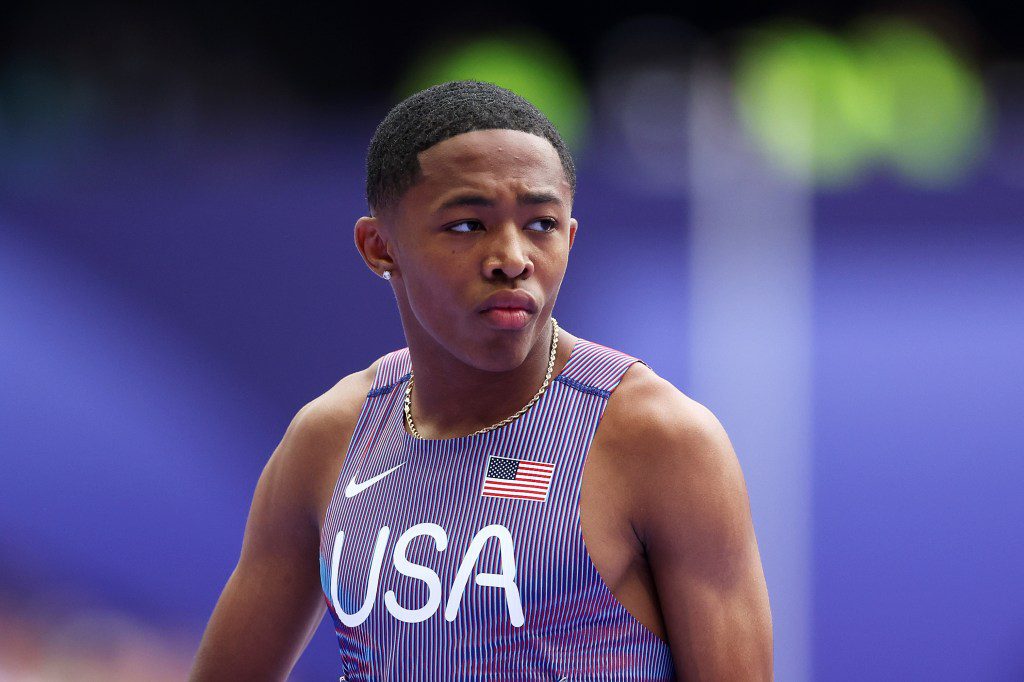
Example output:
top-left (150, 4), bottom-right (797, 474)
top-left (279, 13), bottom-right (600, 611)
top-left (399, 317), bottom-right (577, 439)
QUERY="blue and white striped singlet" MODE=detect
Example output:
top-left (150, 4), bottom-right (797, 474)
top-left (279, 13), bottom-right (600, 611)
top-left (318, 334), bottom-right (677, 680)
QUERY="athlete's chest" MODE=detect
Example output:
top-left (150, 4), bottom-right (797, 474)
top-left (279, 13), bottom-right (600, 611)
top-left (314, 422), bottom-right (660, 629)
top-left (313, 423), bottom-right (632, 559)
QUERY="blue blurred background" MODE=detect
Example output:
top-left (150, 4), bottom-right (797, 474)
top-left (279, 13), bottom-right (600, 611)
top-left (1, 2), bottom-right (1021, 680)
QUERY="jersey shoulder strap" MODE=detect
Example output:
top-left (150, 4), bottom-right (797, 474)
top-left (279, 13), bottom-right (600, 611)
top-left (365, 347), bottom-right (411, 397)
top-left (555, 337), bottom-right (649, 397)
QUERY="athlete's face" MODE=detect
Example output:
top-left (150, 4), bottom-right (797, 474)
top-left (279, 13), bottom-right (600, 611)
top-left (358, 128), bottom-right (577, 370)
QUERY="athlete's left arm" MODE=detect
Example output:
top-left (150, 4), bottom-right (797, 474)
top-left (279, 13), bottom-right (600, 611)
top-left (631, 376), bottom-right (774, 680)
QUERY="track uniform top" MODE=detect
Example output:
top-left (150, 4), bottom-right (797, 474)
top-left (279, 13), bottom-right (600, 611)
top-left (319, 335), bottom-right (677, 680)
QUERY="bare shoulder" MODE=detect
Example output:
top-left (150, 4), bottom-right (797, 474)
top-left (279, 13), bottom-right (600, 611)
top-left (603, 361), bottom-right (744, 541)
top-left (274, 355), bottom-right (385, 525)
top-left (603, 360), bottom-right (726, 463)
top-left (294, 355), bottom-right (382, 437)
top-left (605, 363), bottom-right (772, 679)
top-left (189, 355), bottom-right (389, 680)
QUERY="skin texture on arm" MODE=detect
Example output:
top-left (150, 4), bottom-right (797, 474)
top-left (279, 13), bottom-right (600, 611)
top-left (189, 366), bottom-right (374, 681)
top-left (624, 365), bottom-right (774, 681)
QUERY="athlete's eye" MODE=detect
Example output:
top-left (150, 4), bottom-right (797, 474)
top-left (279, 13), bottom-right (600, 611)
top-left (447, 220), bottom-right (482, 233)
top-left (447, 219), bottom-right (556, 233)
top-left (527, 218), bottom-right (558, 232)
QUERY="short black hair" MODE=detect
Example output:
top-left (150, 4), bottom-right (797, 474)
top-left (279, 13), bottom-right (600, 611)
top-left (365, 79), bottom-right (576, 217)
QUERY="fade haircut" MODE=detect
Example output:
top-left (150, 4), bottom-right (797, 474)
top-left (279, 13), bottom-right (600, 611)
top-left (365, 79), bottom-right (576, 217)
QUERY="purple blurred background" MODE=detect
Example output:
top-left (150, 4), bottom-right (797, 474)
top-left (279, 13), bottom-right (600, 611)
top-left (2, 2), bottom-right (1022, 679)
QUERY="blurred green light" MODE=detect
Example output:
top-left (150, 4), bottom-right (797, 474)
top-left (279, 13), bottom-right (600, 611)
top-left (396, 32), bottom-right (588, 151)
top-left (734, 19), bottom-right (989, 188)
top-left (854, 18), bottom-right (988, 186)
top-left (734, 23), bottom-right (878, 186)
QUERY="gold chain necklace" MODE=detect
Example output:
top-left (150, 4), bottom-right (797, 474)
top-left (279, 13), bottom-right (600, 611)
top-left (404, 317), bottom-right (559, 439)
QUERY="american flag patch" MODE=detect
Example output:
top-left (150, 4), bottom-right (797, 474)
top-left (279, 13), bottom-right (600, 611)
top-left (481, 455), bottom-right (555, 502)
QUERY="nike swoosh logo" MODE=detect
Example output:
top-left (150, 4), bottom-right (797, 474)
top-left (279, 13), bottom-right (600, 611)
top-left (344, 462), bottom-right (406, 498)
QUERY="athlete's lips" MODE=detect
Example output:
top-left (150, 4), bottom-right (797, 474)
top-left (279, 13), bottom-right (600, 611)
top-left (476, 290), bottom-right (538, 314)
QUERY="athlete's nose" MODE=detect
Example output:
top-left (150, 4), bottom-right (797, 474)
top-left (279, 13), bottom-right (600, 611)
top-left (484, 223), bottom-right (534, 281)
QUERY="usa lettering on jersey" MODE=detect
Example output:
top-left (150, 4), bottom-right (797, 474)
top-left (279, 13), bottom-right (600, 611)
top-left (328, 523), bottom-right (525, 628)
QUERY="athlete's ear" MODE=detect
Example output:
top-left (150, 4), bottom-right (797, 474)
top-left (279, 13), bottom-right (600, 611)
top-left (354, 215), bottom-right (397, 279)
top-left (568, 217), bottom-right (577, 251)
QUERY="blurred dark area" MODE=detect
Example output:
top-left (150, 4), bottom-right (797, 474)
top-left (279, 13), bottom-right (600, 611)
top-left (1, 1), bottom-right (1018, 112)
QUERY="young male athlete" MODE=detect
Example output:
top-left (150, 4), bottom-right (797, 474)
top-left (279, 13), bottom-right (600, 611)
top-left (190, 80), bottom-right (773, 680)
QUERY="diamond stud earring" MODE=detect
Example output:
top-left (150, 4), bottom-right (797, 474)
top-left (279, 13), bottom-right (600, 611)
top-left (381, 270), bottom-right (392, 280)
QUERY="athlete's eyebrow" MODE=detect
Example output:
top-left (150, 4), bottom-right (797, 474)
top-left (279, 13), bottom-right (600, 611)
top-left (434, 191), bottom-right (563, 213)
top-left (518, 191), bottom-right (563, 206)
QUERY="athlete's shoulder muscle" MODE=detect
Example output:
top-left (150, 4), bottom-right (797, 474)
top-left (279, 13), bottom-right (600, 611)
top-left (189, 355), bottom-right (384, 680)
top-left (288, 355), bottom-right (383, 512)
top-left (309, 354), bottom-right (383, 420)
top-left (605, 362), bottom-right (774, 679)
top-left (595, 360), bottom-right (706, 490)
